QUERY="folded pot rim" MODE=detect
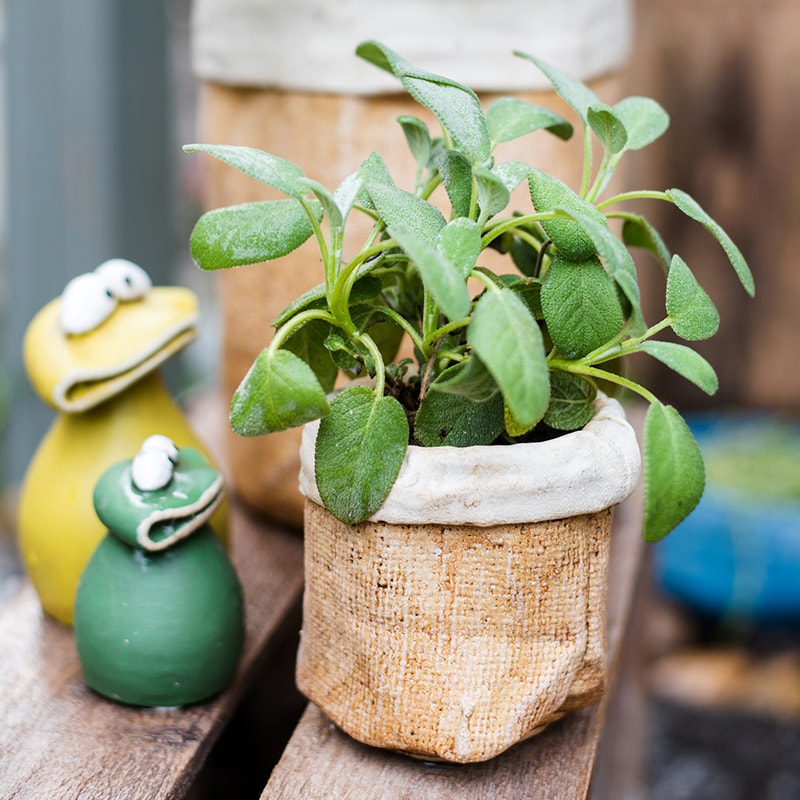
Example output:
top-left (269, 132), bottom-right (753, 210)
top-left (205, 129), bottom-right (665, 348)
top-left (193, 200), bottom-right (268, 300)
top-left (299, 393), bottom-right (641, 526)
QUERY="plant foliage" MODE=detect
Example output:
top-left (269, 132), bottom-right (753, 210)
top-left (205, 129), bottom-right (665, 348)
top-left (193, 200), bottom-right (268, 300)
top-left (185, 41), bottom-right (754, 538)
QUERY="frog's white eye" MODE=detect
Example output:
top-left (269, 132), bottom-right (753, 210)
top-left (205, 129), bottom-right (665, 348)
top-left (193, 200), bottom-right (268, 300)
top-left (94, 258), bottom-right (152, 301)
top-left (59, 272), bottom-right (118, 335)
top-left (140, 434), bottom-right (179, 465)
top-left (131, 448), bottom-right (175, 492)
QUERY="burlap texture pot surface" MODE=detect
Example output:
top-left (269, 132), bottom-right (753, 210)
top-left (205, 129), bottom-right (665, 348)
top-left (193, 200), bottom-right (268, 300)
top-left (296, 395), bottom-right (641, 763)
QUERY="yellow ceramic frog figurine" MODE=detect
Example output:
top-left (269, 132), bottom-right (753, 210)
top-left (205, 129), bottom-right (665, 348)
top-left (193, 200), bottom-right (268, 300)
top-left (18, 258), bottom-right (228, 624)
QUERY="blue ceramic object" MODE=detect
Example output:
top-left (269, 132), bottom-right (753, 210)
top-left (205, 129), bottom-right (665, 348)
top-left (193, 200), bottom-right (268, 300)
top-left (655, 414), bottom-right (800, 624)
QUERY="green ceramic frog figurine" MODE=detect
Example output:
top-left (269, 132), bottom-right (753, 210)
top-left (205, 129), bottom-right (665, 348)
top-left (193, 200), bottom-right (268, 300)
top-left (74, 435), bottom-right (245, 707)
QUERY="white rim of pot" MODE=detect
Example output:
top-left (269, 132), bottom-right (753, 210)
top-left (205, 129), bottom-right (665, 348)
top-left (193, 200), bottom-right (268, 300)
top-left (191, 0), bottom-right (633, 93)
top-left (299, 393), bottom-right (641, 526)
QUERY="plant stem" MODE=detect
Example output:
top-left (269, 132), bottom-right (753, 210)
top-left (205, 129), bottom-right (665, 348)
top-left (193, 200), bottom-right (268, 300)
top-left (550, 361), bottom-right (659, 405)
top-left (596, 189), bottom-right (671, 211)
top-left (579, 125), bottom-right (593, 198)
top-left (423, 316), bottom-right (471, 350)
top-left (268, 308), bottom-right (341, 356)
top-left (355, 332), bottom-right (387, 398)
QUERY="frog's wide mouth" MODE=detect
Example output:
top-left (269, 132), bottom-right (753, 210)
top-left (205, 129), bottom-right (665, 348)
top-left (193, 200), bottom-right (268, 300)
top-left (56, 324), bottom-right (197, 413)
top-left (136, 477), bottom-right (224, 552)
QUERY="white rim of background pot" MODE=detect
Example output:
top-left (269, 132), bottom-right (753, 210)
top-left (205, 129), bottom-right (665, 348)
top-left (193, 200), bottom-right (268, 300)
top-left (299, 393), bottom-right (641, 527)
top-left (192, 0), bottom-right (633, 93)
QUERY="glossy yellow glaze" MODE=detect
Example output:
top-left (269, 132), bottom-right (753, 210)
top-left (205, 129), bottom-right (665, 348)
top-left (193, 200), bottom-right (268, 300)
top-left (18, 372), bottom-right (229, 625)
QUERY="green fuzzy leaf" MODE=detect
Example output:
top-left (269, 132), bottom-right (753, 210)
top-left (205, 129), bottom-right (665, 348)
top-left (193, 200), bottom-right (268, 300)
top-left (387, 223), bottom-right (471, 321)
top-left (621, 215), bottom-right (671, 271)
top-left (230, 348), bottom-right (329, 436)
top-left (541, 255), bottom-right (625, 359)
top-left (366, 181), bottom-right (446, 247)
top-left (544, 372), bottom-right (597, 431)
top-left (437, 150), bottom-right (473, 218)
top-left (333, 171), bottom-right (363, 222)
top-left (356, 40), bottom-right (491, 164)
top-left (415, 389), bottom-right (504, 447)
top-left (284, 319), bottom-right (338, 393)
top-left (666, 255), bottom-right (720, 341)
top-left (588, 103), bottom-right (628, 155)
top-left (613, 96), bottom-right (670, 151)
top-left (468, 288), bottom-right (549, 428)
top-left (528, 169), bottom-right (608, 261)
top-left (474, 164), bottom-right (511, 226)
top-left (492, 160), bottom-right (533, 193)
top-left (555, 206), bottom-right (644, 333)
top-left (431, 356), bottom-right (499, 402)
top-left (356, 151), bottom-right (394, 211)
top-left (486, 97), bottom-right (573, 145)
top-left (315, 386), bottom-right (409, 524)
top-left (666, 189), bottom-right (755, 297)
top-left (397, 115), bottom-right (432, 170)
top-left (514, 52), bottom-right (600, 124)
top-left (184, 144), bottom-right (307, 198)
top-left (638, 340), bottom-right (718, 395)
top-left (643, 402), bottom-right (705, 541)
top-left (437, 218), bottom-right (482, 279)
top-left (190, 200), bottom-right (322, 271)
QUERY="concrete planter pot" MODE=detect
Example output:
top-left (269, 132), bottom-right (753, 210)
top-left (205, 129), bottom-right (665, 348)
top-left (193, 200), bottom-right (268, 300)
top-left (295, 394), bottom-right (640, 763)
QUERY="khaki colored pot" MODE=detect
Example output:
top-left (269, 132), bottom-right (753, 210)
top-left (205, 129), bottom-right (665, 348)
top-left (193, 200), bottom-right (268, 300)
top-left (296, 395), bottom-right (641, 763)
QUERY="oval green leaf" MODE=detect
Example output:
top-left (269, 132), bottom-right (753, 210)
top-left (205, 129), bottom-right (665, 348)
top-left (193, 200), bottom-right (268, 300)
top-left (588, 103), bottom-right (628, 155)
top-left (230, 348), bottom-right (330, 436)
top-left (528, 169), bottom-right (608, 261)
top-left (666, 188), bottom-right (755, 297)
top-left (643, 402), bottom-right (705, 542)
top-left (513, 52), bottom-right (600, 124)
top-left (666, 255), bottom-right (720, 341)
top-left (613, 96), bottom-right (670, 151)
top-left (356, 41), bottom-right (491, 164)
top-left (315, 386), bottom-right (409, 524)
top-left (468, 288), bottom-right (549, 428)
top-left (638, 340), bottom-right (718, 395)
top-left (486, 97), bottom-right (573, 145)
top-left (184, 144), bottom-right (306, 198)
top-left (415, 389), bottom-right (504, 447)
top-left (190, 199), bottom-right (321, 271)
top-left (541, 255), bottom-right (625, 359)
top-left (543, 371), bottom-right (597, 431)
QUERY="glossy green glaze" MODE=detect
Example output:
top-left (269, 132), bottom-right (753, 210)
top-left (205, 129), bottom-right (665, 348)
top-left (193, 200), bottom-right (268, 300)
top-left (74, 444), bottom-right (244, 707)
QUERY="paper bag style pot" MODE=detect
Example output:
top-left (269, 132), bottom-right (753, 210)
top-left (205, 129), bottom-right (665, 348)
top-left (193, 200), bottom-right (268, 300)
top-left (295, 394), bottom-right (641, 763)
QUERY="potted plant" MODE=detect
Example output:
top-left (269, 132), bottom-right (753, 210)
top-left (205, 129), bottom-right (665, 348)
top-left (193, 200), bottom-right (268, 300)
top-left (185, 41), bottom-right (754, 762)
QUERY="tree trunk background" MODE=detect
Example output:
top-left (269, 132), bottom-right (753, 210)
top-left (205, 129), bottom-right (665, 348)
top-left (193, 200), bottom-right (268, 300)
top-left (623, 0), bottom-right (799, 412)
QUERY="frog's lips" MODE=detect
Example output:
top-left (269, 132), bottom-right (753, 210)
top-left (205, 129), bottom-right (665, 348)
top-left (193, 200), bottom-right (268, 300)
top-left (23, 285), bottom-right (199, 413)
top-left (57, 324), bottom-right (197, 412)
top-left (136, 478), bottom-right (224, 552)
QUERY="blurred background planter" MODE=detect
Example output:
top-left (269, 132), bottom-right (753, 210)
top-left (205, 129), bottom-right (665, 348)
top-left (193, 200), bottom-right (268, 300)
top-left (190, 0), bottom-right (634, 527)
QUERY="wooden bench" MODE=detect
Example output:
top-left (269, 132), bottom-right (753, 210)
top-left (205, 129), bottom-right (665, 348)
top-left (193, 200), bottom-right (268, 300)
top-left (0, 409), bottom-right (647, 799)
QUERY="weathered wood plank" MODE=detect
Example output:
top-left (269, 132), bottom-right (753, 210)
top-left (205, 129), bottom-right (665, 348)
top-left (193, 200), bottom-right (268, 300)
top-left (0, 503), bottom-right (304, 800)
top-left (261, 409), bottom-right (646, 800)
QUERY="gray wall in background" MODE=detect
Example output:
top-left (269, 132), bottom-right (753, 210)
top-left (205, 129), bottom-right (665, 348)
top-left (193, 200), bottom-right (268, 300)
top-left (2, 1), bottom-right (173, 485)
